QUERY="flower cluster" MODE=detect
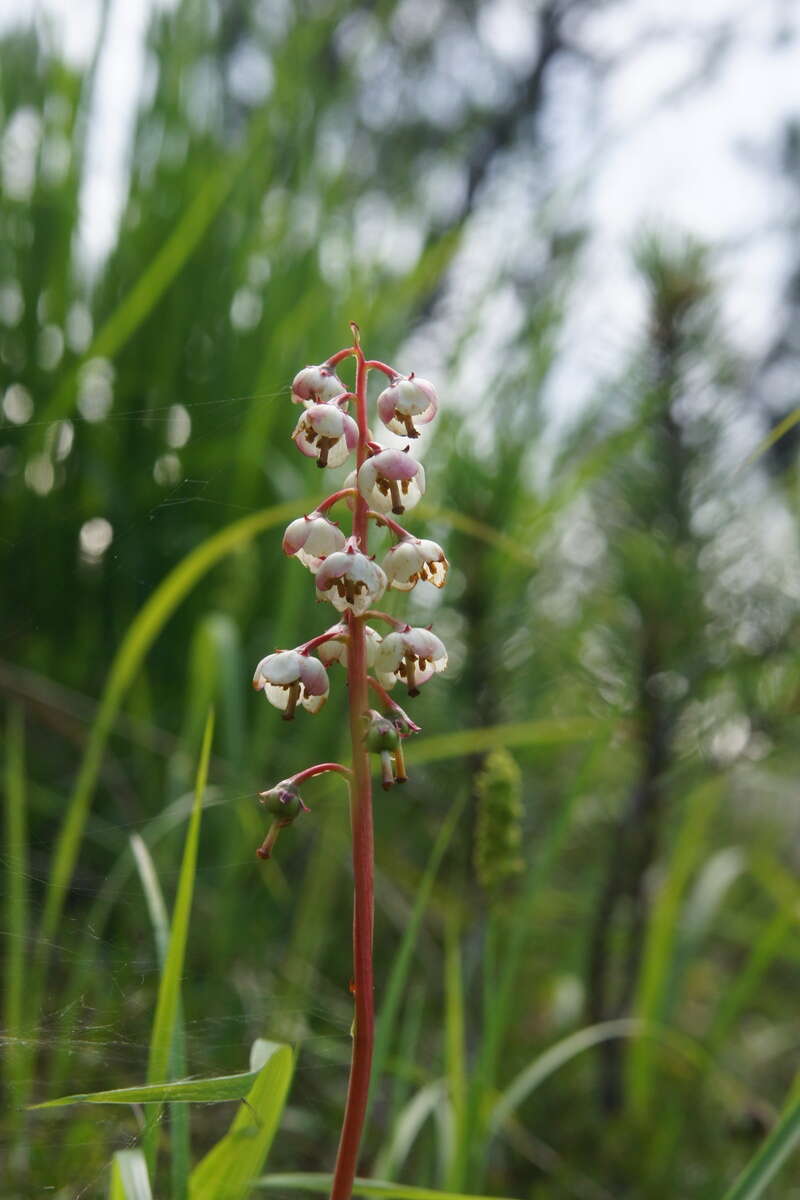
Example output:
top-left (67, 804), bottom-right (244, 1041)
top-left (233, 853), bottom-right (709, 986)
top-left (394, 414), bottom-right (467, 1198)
top-left (252, 328), bottom-right (449, 855)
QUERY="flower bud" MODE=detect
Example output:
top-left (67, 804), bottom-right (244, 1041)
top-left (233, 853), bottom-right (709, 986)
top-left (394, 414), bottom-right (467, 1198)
top-left (252, 650), bottom-right (330, 718)
top-left (377, 376), bottom-right (438, 438)
top-left (282, 512), bottom-right (346, 572)
top-left (382, 537), bottom-right (448, 591)
top-left (374, 627), bottom-right (447, 696)
top-left (292, 403), bottom-right (359, 468)
top-left (315, 538), bottom-right (387, 615)
top-left (291, 364), bottom-right (346, 406)
top-left (357, 448), bottom-right (425, 515)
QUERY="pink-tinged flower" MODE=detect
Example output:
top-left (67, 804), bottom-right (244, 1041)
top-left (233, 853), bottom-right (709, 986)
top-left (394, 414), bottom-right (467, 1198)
top-left (357, 448), bottom-right (425, 515)
top-left (315, 539), bottom-right (387, 615)
top-left (291, 364), bottom-right (346, 406)
top-left (317, 625), bottom-right (382, 669)
top-left (374, 627), bottom-right (447, 696)
top-left (292, 403), bottom-right (359, 468)
top-left (252, 650), bottom-right (329, 719)
top-left (382, 537), bottom-right (448, 591)
top-left (377, 376), bottom-right (438, 438)
top-left (282, 512), bottom-right (346, 572)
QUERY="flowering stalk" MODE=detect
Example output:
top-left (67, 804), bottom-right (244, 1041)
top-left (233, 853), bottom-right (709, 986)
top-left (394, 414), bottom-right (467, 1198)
top-left (252, 325), bottom-right (448, 1200)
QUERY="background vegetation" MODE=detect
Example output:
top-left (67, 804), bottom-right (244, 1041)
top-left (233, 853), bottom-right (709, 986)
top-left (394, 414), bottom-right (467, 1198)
top-left (3, 2), bottom-right (800, 1197)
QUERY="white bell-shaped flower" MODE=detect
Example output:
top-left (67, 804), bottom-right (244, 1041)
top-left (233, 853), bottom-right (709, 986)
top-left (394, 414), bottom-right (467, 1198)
top-left (292, 403), bottom-right (359, 468)
top-left (317, 625), bottom-right (382, 669)
top-left (377, 376), bottom-right (438, 438)
top-left (252, 650), bottom-right (330, 719)
top-left (374, 627), bottom-right (447, 696)
top-left (291, 363), bottom-right (346, 406)
top-left (315, 537), bottom-right (387, 615)
top-left (357, 448), bottom-right (425, 515)
top-left (282, 512), bottom-right (346, 572)
top-left (382, 537), bottom-right (448, 591)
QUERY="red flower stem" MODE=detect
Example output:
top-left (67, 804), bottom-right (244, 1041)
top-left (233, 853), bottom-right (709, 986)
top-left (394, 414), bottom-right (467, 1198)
top-left (366, 510), bottom-right (411, 539)
top-left (364, 359), bottom-right (397, 378)
top-left (363, 610), bottom-right (410, 631)
top-left (291, 762), bottom-right (353, 785)
top-left (367, 677), bottom-right (422, 733)
top-left (317, 488), bottom-right (358, 514)
top-left (329, 328), bottom-right (375, 1200)
top-left (297, 625), bottom-right (347, 655)
top-left (327, 347), bottom-right (355, 368)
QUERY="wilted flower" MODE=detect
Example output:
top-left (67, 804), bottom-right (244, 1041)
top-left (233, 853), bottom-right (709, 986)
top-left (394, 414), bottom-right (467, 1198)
top-left (382, 537), bottom-right (448, 591)
top-left (315, 539), bottom-right (387, 615)
top-left (364, 710), bottom-right (403, 790)
top-left (317, 624), bottom-right (382, 669)
top-left (283, 512), bottom-right (346, 572)
top-left (292, 403), bottom-right (359, 468)
top-left (291, 363), bottom-right (346, 405)
top-left (377, 376), bottom-right (438, 438)
top-left (252, 650), bottom-right (330, 718)
top-left (374, 627), bottom-right (447, 696)
top-left (259, 779), bottom-right (308, 819)
top-left (358, 448), bottom-right (425, 515)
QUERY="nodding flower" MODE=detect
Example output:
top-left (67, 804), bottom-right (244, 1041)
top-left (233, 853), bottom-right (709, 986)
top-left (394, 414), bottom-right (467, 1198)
top-left (357, 448), bottom-right (425, 515)
top-left (291, 363), bottom-right (346, 406)
top-left (315, 537), bottom-right (387, 615)
top-left (382, 536), bottom-right (448, 591)
top-left (377, 376), bottom-right (438, 438)
top-left (374, 626), bottom-right (448, 697)
top-left (252, 650), bottom-right (330, 719)
top-left (317, 624), bottom-right (382, 669)
top-left (283, 512), bottom-right (346, 573)
top-left (292, 403), bottom-right (359, 468)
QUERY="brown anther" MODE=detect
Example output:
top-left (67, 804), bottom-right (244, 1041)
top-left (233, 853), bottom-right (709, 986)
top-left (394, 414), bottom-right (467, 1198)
top-left (305, 428), bottom-right (318, 444)
top-left (401, 413), bottom-right (420, 438)
top-left (345, 578), bottom-right (356, 606)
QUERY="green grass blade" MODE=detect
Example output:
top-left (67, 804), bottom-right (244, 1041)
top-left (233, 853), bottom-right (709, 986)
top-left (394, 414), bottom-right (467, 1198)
top-left (31, 1066), bottom-right (266, 1108)
top-left (490, 1020), bottom-right (647, 1134)
top-left (405, 717), bottom-right (606, 766)
top-left (370, 795), bottom-right (466, 1102)
top-left (144, 711), bottom-right (214, 1172)
top-left (35, 498), bottom-right (308, 977)
top-left (130, 834), bottom-right (170, 962)
top-left (444, 913), bottom-right (467, 1189)
top-left (371, 1082), bottom-right (447, 1181)
top-left (626, 779), bottom-right (720, 1116)
top-left (188, 1039), bottom-right (294, 1200)
top-left (109, 1149), bottom-right (153, 1200)
top-left (130, 833), bottom-right (190, 1200)
top-left (3, 703), bottom-right (29, 1122)
top-left (721, 1089), bottom-right (800, 1200)
top-left (255, 1174), bottom-right (521, 1200)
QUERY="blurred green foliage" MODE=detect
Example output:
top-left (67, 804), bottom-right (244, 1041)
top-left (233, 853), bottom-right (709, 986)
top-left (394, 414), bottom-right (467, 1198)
top-left (3, 2), bottom-right (800, 1198)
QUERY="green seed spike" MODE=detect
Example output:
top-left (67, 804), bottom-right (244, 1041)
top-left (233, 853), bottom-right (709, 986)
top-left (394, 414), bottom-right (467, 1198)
top-left (474, 748), bottom-right (524, 901)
